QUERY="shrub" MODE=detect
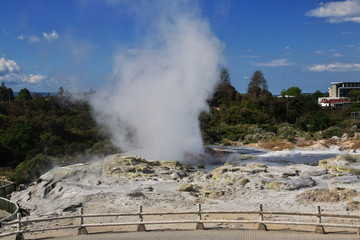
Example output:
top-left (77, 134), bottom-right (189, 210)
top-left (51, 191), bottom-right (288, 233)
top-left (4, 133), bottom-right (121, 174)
top-left (308, 111), bottom-right (331, 132)
top-left (12, 154), bottom-right (56, 183)
top-left (323, 126), bottom-right (344, 139)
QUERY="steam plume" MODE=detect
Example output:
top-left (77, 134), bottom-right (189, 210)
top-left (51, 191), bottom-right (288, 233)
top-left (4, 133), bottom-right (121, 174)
top-left (90, 2), bottom-right (223, 161)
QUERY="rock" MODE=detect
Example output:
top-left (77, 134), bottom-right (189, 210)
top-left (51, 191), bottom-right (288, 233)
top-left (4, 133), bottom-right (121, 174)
top-left (246, 163), bottom-right (267, 169)
top-left (177, 184), bottom-right (195, 192)
top-left (63, 203), bottom-right (83, 212)
top-left (288, 164), bottom-right (327, 176)
top-left (331, 175), bottom-right (359, 184)
top-left (170, 171), bottom-right (188, 180)
top-left (347, 200), bottom-right (360, 210)
top-left (177, 171), bottom-right (188, 179)
top-left (265, 181), bottom-right (286, 190)
top-left (123, 155), bottom-right (148, 166)
top-left (236, 178), bottom-right (249, 186)
top-left (197, 164), bottom-right (205, 169)
top-left (319, 156), bottom-right (360, 175)
top-left (265, 177), bottom-right (315, 190)
top-left (203, 190), bottom-right (225, 198)
top-left (289, 177), bottom-right (315, 190)
top-left (332, 136), bottom-right (340, 141)
top-left (19, 184), bottom-right (26, 191)
top-left (263, 173), bottom-right (274, 178)
top-left (341, 133), bottom-right (349, 141)
top-left (127, 191), bottom-right (145, 198)
top-left (170, 172), bottom-right (180, 180)
top-left (268, 167), bottom-right (297, 178)
top-left (296, 187), bottom-right (357, 203)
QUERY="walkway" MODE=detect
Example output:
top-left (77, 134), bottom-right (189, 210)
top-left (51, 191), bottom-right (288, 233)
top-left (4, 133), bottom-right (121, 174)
top-left (46, 230), bottom-right (359, 240)
top-left (0, 210), bottom-right (9, 219)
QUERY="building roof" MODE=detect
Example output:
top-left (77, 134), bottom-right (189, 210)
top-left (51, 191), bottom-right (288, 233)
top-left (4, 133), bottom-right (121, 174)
top-left (331, 81), bottom-right (360, 85)
top-left (320, 98), bottom-right (350, 103)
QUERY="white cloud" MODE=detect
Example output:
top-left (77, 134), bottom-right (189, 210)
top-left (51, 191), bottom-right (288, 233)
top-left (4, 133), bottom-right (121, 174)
top-left (305, 62), bottom-right (360, 72)
top-left (43, 30), bottom-right (59, 41)
top-left (16, 35), bottom-right (25, 40)
top-left (285, 46), bottom-right (291, 50)
top-left (28, 35), bottom-right (40, 43)
top-left (252, 58), bottom-right (293, 67)
top-left (0, 57), bottom-right (47, 84)
top-left (316, 50), bottom-right (343, 57)
top-left (0, 58), bottom-right (20, 75)
top-left (25, 74), bottom-right (47, 83)
top-left (306, 0), bottom-right (360, 23)
top-left (332, 53), bottom-right (343, 58)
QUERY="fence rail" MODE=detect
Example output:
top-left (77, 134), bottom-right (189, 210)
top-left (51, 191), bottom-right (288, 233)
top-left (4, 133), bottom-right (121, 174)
top-left (1, 204), bottom-right (360, 239)
top-left (0, 197), bottom-right (19, 222)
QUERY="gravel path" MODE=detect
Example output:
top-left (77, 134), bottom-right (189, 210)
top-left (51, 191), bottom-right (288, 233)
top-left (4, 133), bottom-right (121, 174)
top-left (40, 230), bottom-right (360, 240)
top-left (0, 210), bottom-right (9, 219)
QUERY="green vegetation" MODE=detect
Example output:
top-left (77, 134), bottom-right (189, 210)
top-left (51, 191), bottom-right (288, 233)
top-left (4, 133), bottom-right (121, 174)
top-left (0, 66), bottom-right (358, 184)
top-left (200, 69), bottom-right (359, 145)
top-left (0, 83), bottom-right (118, 183)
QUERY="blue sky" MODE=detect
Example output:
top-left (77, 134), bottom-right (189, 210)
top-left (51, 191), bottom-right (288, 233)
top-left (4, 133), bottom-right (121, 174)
top-left (0, 0), bottom-right (359, 94)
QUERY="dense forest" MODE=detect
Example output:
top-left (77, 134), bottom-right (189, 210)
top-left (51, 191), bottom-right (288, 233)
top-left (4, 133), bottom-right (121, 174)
top-left (0, 68), bottom-right (359, 183)
top-left (0, 83), bottom-right (118, 183)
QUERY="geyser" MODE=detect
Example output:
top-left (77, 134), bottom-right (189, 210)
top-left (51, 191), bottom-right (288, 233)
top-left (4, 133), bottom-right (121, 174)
top-left (90, 3), bottom-right (223, 161)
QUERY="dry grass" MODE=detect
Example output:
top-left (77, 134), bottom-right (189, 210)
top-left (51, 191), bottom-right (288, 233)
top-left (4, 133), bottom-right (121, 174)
top-left (295, 138), bottom-right (314, 148)
top-left (340, 140), bottom-right (360, 150)
top-left (257, 140), bottom-right (295, 151)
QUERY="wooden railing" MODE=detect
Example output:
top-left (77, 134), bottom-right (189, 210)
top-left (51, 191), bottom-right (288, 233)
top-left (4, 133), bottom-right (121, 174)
top-left (0, 197), bottom-right (19, 222)
top-left (1, 204), bottom-right (360, 239)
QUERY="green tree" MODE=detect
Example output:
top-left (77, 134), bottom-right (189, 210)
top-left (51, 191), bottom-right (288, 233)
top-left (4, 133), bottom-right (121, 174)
top-left (58, 86), bottom-right (64, 96)
top-left (211, 67), bottom-right (240, 106)
top-left (0, 121), bottom-right (40, 166)
top-left (247, 70), bottom-right (268, 93)
top-left (281, 86), bottom-right (302, 98)
top-left (219, 67), bottom-right (230, 86)
top-left (0, 82), bottom-right (14, 102)
top-left (347, 90), bottom-right (360, 102)
top-left (311, 90), bottom-right (324, 100)
top-left (308, 111), bottom-right (330, 132)
top-left (15, 88), bottom-right (32, 101)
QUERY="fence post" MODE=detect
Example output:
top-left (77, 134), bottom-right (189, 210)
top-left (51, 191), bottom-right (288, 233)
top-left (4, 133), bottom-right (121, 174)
top-left (137, 205), bottom-right (146, 231)
top-left (77, 207), bottom-right (88, 235)
top-left (15, 213), bottom-right (24, 240)
top-left (257, 204), bottom-right (267, 231)
top-left (315, 206), bottom-right (325, 234)
top-left (195, 203), bottom-right (205, 230)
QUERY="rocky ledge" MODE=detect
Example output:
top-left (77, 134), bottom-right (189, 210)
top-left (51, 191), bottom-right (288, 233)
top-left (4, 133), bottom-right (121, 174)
top-left (10, 153), bottom-right (360, 218)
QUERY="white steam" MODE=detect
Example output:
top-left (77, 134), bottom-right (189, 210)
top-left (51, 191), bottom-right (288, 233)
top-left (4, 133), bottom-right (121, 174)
top-left (90, 7), bottom-right (223, 161)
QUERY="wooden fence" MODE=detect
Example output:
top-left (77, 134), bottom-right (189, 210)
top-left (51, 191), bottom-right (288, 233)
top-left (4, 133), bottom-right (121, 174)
top-left (0, 197), bottom-right (18, 222)
top-left (1, 204), bottom-right (360, 239)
